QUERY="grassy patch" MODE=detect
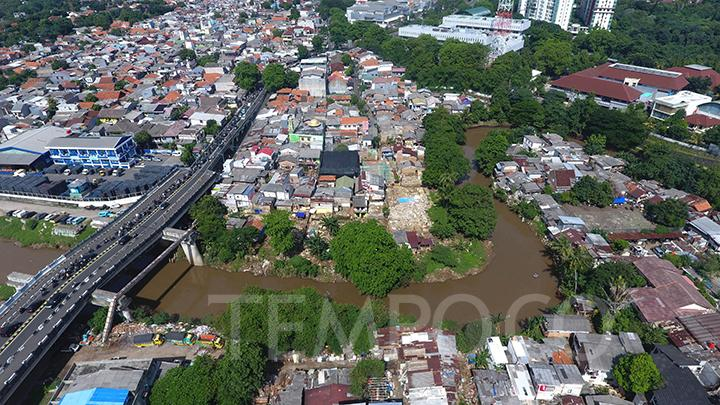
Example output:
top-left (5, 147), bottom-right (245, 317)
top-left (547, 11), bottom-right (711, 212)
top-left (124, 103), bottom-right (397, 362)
top-left (454, 241), bottom-right (487, 274)
top-left (0, 217), bottom-right (94, 248)
top-left (0, 284), bottom-right (15, 300)
top-left (419, 240), bottom-right (487, 276)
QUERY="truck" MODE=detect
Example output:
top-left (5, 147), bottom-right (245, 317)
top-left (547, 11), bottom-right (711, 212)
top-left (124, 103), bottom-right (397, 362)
top-left (197, 334), bottom-right (225, 349)
top-left (165, 332), bottom-right (196, 346)
top-left (132, 333), bottom-right (165, 348)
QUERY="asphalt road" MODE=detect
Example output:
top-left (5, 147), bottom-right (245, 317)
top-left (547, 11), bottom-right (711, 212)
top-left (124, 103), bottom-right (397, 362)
top-left (0, 90), bottom-right (266, 403)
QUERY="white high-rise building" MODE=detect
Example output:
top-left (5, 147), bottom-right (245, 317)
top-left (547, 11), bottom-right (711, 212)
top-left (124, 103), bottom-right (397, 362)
top-left (517, 0), bottom-right (574, 31)
top-left (578, 0), bottom-right (617, 30)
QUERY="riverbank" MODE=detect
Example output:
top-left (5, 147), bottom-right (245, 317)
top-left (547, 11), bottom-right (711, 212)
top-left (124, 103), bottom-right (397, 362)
top-left (129, 126), bottom-right (558, 324)
top-left (0, 216), bottom-right (94, 249)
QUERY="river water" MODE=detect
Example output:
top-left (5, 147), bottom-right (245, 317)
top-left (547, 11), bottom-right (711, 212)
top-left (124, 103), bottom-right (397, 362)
top-left (2, 127), bottom-right (558, 326)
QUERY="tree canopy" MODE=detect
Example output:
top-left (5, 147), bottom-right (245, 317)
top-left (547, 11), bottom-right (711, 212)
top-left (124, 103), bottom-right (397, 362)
top-left (350, 359), bottom-right (385, 397)
top-left (568, 176), bottom-right (614, 207)
top-left (262, 63), bottom-right (299, 92)
top-left (444, 184), bottom-right (497, 240)
top-left (150, 344), bottom-right (266, 405)
top-left (190, 196), bottom-right (258, 264)
top-left (584, 106), bottom-right (648, 151)
top-left (421, 108), bottom-right (469, 189)
top-left (612, 353), bottom-right (663, 395)
top-left (330, 220), bottom-right (415, 297)
top-left (214, 287), bottom-right (387, 356)
top-left (475, 130), bottom-right (510, 176)
top-left (623, 143), bottom-right (720, 207)
top-left (234, 61), bottom-right (260, 90)
top-left (645, 199), bottom-right (688, 228)
top-left (264, 210), bottom-right (298, 255)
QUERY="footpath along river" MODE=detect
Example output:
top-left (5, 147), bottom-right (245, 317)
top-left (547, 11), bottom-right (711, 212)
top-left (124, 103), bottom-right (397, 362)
top-left (3, 127), bottom-right (559, 325)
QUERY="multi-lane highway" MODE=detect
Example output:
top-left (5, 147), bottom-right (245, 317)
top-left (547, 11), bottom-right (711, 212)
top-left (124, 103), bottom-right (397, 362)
top-left (0, 89), bottom-right (266, 403)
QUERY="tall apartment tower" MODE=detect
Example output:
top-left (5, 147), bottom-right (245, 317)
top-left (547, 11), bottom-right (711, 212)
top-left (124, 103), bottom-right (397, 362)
top-left (517, 0), bottom-right (574, 31)
top-left (578, 0), bottom-right (616, 30)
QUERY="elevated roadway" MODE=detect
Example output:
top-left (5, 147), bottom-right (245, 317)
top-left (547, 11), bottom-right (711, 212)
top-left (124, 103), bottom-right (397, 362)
top-left (0, 89), bottom-right (267, 403)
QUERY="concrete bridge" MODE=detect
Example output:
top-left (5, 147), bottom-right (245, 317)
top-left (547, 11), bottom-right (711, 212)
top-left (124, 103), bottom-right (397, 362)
top-left (0, 89), bottom-right (267, 404)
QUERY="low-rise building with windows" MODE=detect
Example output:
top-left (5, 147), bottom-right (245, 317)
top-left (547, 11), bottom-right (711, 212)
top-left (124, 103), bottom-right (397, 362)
top-left (46, 136), bottom-right (138, 169)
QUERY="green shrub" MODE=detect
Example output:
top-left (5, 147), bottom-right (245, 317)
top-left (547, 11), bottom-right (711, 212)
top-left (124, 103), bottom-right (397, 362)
top-left (429, 245), bottom-right (457, 268)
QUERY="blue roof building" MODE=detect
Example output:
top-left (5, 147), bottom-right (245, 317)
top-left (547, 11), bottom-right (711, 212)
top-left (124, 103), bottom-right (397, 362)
top-left (46, 136), bottom-right (137, 169)
top-left (59, 388), bottom-right (130, 405)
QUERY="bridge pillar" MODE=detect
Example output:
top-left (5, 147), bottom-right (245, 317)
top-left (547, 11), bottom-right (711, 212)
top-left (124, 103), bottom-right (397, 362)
top-left (181, 238), bottom-right (204, 266)
top-left (163, 227), bottom-right (204, 266)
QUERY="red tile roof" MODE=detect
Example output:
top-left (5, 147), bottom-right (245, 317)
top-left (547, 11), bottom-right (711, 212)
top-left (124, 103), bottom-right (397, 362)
top-left (669, 65), bottom-right (720, 89)
top-left (95, 91), bottom-right (123, 101)
top-left (304, 384), bottom-right (354, 405)
top-left (551, 74), bottom-right (642, 103)
top-left (687, 113), bottom-right (720, 129)
top-left (590, 62), bottom-right (689, 91)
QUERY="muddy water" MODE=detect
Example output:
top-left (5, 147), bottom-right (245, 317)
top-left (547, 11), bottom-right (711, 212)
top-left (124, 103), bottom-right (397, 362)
top-left (0, 240), bottom-right (65, 281)
top-left (2, 127), bottom-right (558, 325)
top-left (133, 126), bottom-right (559, 325)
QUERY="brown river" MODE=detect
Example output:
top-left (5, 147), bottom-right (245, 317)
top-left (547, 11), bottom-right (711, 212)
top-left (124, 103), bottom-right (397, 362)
top-left (1, 128), bottom-right (558, 327)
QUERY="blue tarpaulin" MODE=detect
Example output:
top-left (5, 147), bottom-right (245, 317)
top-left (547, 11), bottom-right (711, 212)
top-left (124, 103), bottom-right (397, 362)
top-left (60, 388), bottom-right (130, 405)
top-left (613, 196), bottom-right (627, 204)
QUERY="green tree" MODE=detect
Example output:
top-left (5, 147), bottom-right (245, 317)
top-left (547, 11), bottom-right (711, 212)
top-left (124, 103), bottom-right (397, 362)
top-left (321, 216), bottom-right (340, 236)
top-left (509, 92), bottom-right (544, 128)
top-left (289, 7), bottom-right (300, 21)
top-left (567, 96), bottom-right (598, 136)
top-left (87, 307), bottom-right (111, 334)
top-left (445, 184), bottom-right (497, 240)
top-left (547, 237), bottom-right (594, 295)
top-left (428, 206), bottom-right (456, 239)
top-left (584, 134), bottom-right (606, 155)
top-left (306, 235), bottom-right (331, 260)
top-left (686, 76), bottom-right (712, 94)
top-left (704, 126), bottom-right (720, 146)
top-left (350, 359), bottom-right (385, 397)
top-left (114, 80), bottom-right (128, 91)
top-left (533, 38), bottom-right (574, 77)
top-left (645, 199), bottom-right (688, 228)
top-left (613, 353), bottom-right (663, 395)
top-left (584, 107), bottom-right (648, 151)
top-left (570, 176), bottom-right (614, 207)
top-left (133, 130), bottom-right (153, 149)
top-left (180, 143), bottom-right (195, 166)
top-left (312, 35), bottom-right (325, 52)
top-left (262, 63), bottom-right (292, 92)
top-left (213, 343), bottom-right (266, 405)
top-left (297, 44), bottom-right (309, 60)
top-left (178, 48), bottom-right (197, 61)
top-left (331, 221), bottom-right (415, 297)
top-left (84, 93), bottom-right (98, 102)
top-left (204, 120), bottom-right (221, 136)
top-left (474, 130), bottom-right (510, 176)
top-left (51, 59), bottom-right (69, 70)
top-left (583, 261), bottom-right (646, 298)
top-left (264, 210), bottom-right (297, 255)
top-left (150, 355), bottom-right (216, 405)
top-left (47, 97), bottom-right (58, 120)
top-left (190, 195), bottom-right (227, 241)
top-left (234, 61), bottom-right (261, 90)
